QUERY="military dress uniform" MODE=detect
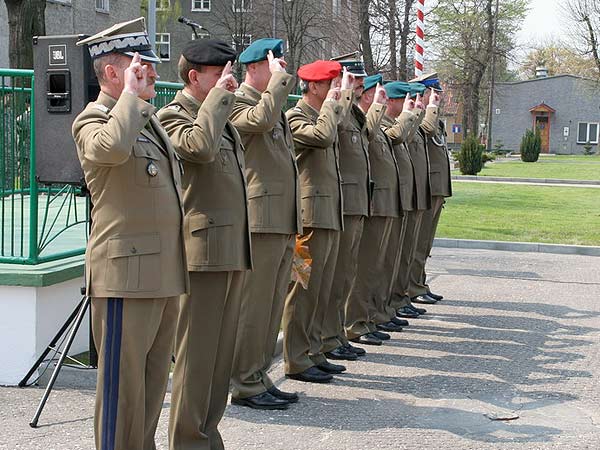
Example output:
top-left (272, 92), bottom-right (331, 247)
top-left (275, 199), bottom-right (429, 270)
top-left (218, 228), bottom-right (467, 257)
top-left (229, 39), bottom-right (302, 405)
top-left (158, 39), bottom-right (252, 450)
top-left (283, 61), bottom-right (347, 379)
top-left (72, 18), bottom-right (188, 450)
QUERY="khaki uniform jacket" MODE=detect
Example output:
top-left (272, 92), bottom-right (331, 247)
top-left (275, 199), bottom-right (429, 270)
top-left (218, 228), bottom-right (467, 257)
top-left (337, 102), bottom-right (386, 216)
top-left (407, 108), bottom-right (435, 211)
top-left (158, 88), bottom-right (252, 272)
top-left (424, 115), bottom-right (452, 197)
top-left (229, 72), bottom-right (302, 234)
top-left (381, 111), bottom-right (420, 212)
top-left (369, 123), bottom-right (401, 218)
top-left (286, 97), bottom-right (345, 231)
top-left (72, 91), bottom-right (188, 298)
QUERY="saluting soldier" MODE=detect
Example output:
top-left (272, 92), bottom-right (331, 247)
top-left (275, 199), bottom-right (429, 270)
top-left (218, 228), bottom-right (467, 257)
top-left (229, 38), bottom-right (301, 410)
top-left (344, 74), bottom-right (404, 345)
top-left (282, 60), bottom-right (351, 383)
top-left (322, 52), bottom-right (388, 359)
top-left (72, 18), bottom-right (188, 450)
top-left (408, 73), bottom-right (452, 303)
top-left (157, 39), bottom-right (252, 450)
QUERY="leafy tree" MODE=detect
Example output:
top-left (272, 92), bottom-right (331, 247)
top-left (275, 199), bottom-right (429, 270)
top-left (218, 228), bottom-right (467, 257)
top-left (3, 0), bottom-right (46, 69)
top-left (520, 41), bottom-right (599, 79)
top-left (562, 0), bottom-right (600, 76)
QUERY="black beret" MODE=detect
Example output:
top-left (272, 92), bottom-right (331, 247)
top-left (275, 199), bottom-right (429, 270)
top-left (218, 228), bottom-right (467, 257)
top-left (182, 39), bottom-right (237, 66)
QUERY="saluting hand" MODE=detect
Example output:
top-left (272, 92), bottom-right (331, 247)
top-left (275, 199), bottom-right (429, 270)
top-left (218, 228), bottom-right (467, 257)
top-left (402, 93), bottom-right (416, 113)
top-left (429, 88), bottom-right (441, 107)
top-left (267, 50), bottom-right (287, 74)
top-left (215, 61), bottom-right (238, 92)
top-left (373, 83), bottom-right (388, 105)
top-left (415, 93), bottom-right (425, 111)
top-left (123, 53), bottom-right (148, 97)
top-left (341, 67), bottom-right (355, 90)
top-left (327, 78), bottom-right (342, 101)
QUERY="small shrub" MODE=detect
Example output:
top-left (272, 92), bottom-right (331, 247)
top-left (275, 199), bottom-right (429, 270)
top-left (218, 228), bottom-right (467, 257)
top-left (520, 128), bottom-right (541, 162)
top-left (482, 152), bottom-right (496, 165)
top-left (457, 134), bottom-right (483, 175)
top-left (583, 144), bottom-right (595, 155)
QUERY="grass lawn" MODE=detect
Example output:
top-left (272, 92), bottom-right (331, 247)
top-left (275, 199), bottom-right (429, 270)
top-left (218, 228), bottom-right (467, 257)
top-left (437, 182), bottom-right (600, 246)
top-left (452, 155), bottom-right (600, 181)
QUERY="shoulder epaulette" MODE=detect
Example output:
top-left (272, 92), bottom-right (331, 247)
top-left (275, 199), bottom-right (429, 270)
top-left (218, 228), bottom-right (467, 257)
top-left (93, 103), bottom-right (109, 114)
top-left (166, 104), bottom-right (181, 111)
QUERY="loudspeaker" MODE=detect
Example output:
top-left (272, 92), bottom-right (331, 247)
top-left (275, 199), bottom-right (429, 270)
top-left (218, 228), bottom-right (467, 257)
top-left (33, 35), bottom-right (100, 185)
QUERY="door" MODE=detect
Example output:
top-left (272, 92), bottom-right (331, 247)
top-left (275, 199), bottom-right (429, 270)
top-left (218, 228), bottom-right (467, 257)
top-left (535, 116), bottom-right (550, 153)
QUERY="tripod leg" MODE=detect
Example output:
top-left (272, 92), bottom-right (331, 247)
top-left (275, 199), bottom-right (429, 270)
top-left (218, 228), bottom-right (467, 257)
top-left (29, 296), bottom-right (91, 428)
top-left (18, 297), bottom-right (86, 388)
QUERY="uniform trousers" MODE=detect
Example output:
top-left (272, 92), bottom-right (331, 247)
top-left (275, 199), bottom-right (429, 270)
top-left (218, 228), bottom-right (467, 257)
top-left (390, 209), bottom-right (425, 309)
top-left (345, 216), bottom-right (393, 339)
top-left (169, 271), bottom-right (246, 450)
top-left (92, 296), bottom-right (178, 450)
top-left (283, 228), bottom-right (340, 374)
top-left (408, 196), bottom-right (445, 298)
top-left (231, 233), bottom-right (295, 399)
top-left (322, 215), bottom-right (364, 351)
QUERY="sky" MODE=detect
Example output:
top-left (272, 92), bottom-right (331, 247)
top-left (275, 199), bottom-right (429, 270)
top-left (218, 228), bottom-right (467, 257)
top-left (516, 0), bottom-right (566, 50)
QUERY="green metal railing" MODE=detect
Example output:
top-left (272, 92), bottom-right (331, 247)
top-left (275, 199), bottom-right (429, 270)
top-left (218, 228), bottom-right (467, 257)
top-left (0, 71), bottom-right (302, 265)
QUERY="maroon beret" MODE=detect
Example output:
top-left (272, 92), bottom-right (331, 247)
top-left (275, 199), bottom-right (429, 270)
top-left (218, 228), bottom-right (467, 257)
top-left (297, 60), bottom-right (342, 82)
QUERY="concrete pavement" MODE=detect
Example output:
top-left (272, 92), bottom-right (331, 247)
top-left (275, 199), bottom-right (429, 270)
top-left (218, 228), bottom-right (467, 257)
top-left (2, 247), bottom-right (600, 450)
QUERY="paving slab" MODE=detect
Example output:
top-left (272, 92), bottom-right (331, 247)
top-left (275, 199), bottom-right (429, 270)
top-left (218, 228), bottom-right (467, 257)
top-left (2, 248), bottom-right (600, 450)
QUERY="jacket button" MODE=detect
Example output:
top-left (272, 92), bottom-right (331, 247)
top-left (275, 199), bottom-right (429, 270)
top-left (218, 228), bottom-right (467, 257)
top-left (131, 247), bottom-right (137, 254)
top-left (282, 81), bottom-right (287, 86)
top-left (209, 218), bottom-right (214, 224)
top-left (263, 189), bottom-right (268, 194)
top-left (142, 111), bottom-right (148, 118)
top-left (222, 99), bottom-right (229, 105)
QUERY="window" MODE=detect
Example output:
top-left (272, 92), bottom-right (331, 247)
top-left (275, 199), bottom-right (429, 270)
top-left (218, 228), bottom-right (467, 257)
top-left (232, 0), bottom-right (252, 12)
top-left (157, 0), bottom-right (170, 10)
top-left (95, 0), bottom-right (109, 13)
top-left (192, 30), bottom-right (211, 40)
top-left (232, 34), bottom-right (252, 51)
top-left (577, 122), bottom-right (599, 144)
top-left (156, 33), bottom-right (171, 61)
top-left (192, 0), bottom-right (211, 11)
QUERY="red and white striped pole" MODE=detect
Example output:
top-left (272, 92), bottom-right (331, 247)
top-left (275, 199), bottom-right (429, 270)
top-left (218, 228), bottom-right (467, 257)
top-left (415, 0), bottom-right (425, 78)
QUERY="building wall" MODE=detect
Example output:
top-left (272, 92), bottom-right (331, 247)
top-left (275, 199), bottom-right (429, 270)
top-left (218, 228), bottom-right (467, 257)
top-left (491, 75), bottom-right (600, 154)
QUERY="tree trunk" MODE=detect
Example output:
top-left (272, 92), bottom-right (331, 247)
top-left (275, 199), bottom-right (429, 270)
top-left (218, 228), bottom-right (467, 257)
top-left (387, 0), bottom-right (398, 79)
top-left (583, 15), bottom-right (600, 74)
top-left (5, 0), bottom-right (46, 69)
top-left (398, 0), bottom-right (413, 80)
top-left (358, 0), bottom-right (374, 73)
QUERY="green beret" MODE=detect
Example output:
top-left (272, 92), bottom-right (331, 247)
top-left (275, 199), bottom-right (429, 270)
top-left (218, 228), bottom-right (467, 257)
top-left (409, 82), bottom-right (427, 98)
top-left (384, 81), bottom-right (412, 99)
top-left (239, 38), bottom-right (284, 64)
top-left (363, 74), bottom-right (382, 92)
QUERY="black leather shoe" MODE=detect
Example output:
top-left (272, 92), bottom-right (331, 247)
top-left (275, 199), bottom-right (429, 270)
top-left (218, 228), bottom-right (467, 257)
top-left (343, 342), bottom-right (367, 356)
top-left (377, 321), bottom-right (403, 332)
top-left (407, 303), bottom-right (427, 315)
top-left (286, 366), bottom-right (333, 383)
top-left (427, 291), bottom-right (444, 301)
top-left (268, 385), bottom-right (299, 403)
top-left (371, 330), bottom-right (391, 340)
top-left (412, 294), bottom-right (438, 304)
top-left (390, 317), bottom-right (409, 326)
top-left (351, 334), bottom-right (382, 346)
top-left (397, 306), bottom-right (419, 318)
top-left (231, 391), bottom-right (289, 410)
top-left (317, 360), bottom-right (346, 373)
top-left (325, 345), bottom-right (358, 361)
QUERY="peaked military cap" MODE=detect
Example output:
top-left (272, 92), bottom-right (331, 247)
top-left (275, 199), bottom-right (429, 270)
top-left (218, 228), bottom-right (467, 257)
top-left (330, 51), bottom-right (368, 77)
top-left (76, 17), bottom-right (160, 63)
top-left (239, 38), bottom-right (284, 64)
top-left (363, 74), bottom-right (382, 92)
top-left (410, 72), bottom-right (443, 92)
top-left (182, 39), bottom-right (237, 66)
top-left (384, 81), bottom-right (412, 99)
top-left (297, 60), bottom-right (342, 82)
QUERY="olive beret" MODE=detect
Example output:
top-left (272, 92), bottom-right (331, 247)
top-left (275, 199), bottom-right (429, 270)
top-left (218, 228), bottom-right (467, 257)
top-left (182, 39), bottom-right (236, 66)
top-left (239, 38), bottom-right (284, 64)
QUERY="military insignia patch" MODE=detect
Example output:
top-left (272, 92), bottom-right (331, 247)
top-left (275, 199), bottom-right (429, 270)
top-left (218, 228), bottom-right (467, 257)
top-left (146, 161), bottom-right (159, 177)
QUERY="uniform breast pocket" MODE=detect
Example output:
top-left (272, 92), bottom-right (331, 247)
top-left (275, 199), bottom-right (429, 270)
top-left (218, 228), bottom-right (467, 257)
top-left (301, 185), bottom-right (332, 226)
top-left (105, 234), bottom-right (161, 292)
top-left (247, 181), bottom-right (284, 228)
top-left (133, 145), bottom-right (166, 188)
top-left (372, 185), bottom-right (391, 214)
top-left (186, 211), bottom-right (235, 267)
top-left (217, 138), bottom-right (236, 174)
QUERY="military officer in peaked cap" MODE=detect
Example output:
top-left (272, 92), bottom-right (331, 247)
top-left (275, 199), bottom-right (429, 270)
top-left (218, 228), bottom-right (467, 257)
top-left (282, 60), bottom-right (353, 383)
top-left (229, 38), bottom-right (302, 410)
top-left (72, 17), bottom-right (188, 450)
top-left (408, 72), bottom-right (452, 304)
top-left (322, 52), bottom-right (387, 356)
top-left (157, 39), bottom-right (252, 449)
